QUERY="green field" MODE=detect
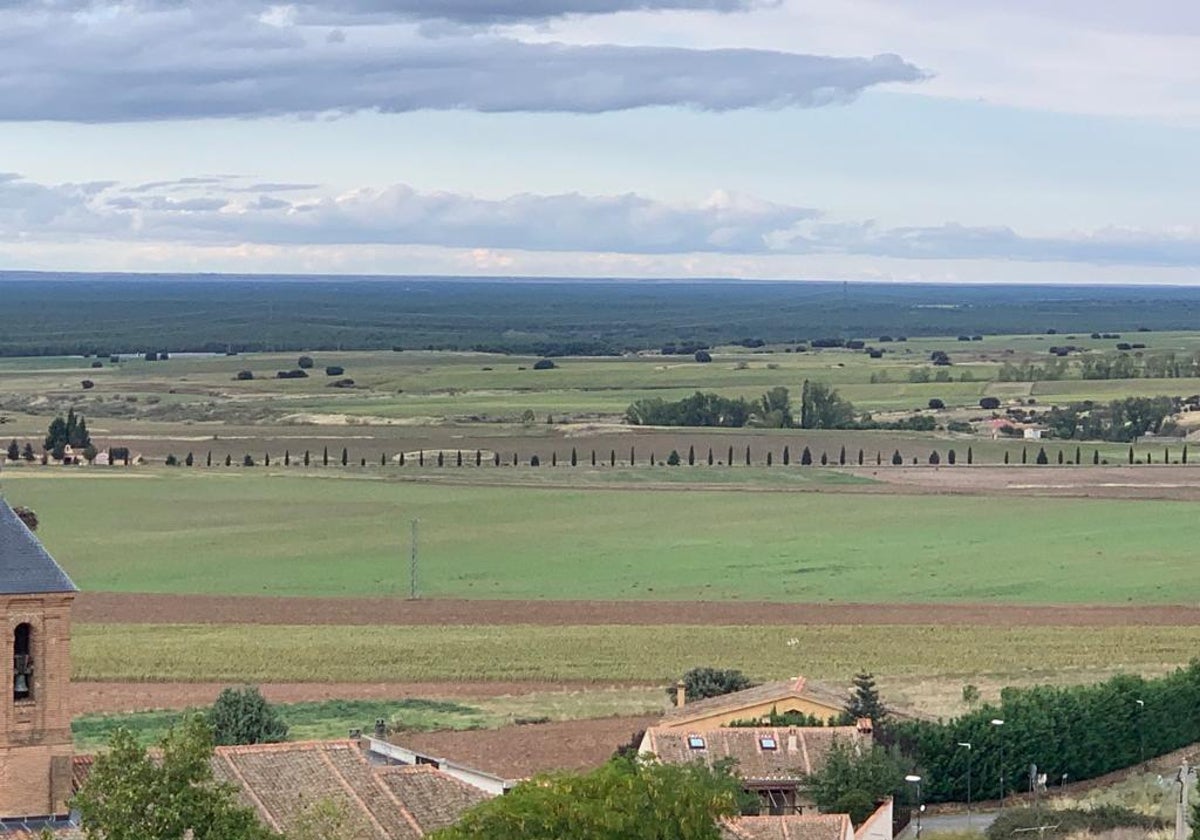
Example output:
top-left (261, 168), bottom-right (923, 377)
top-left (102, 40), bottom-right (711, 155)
top-left (73, 623), bottom-right (1200, 684)
top-left (9, 471), bottom-right (1200, 603)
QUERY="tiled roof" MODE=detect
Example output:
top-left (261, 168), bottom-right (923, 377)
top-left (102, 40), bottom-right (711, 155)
top-left (662, 677), bottom-right (847, 725)
top-left (211, 740), bottom-right (489, 839)
top-left (642, 726), bottom-right (868, 781)
top-left (722, 814), bottom-right (853, 840)
top-left (0, 500), bottom-right (77, 595)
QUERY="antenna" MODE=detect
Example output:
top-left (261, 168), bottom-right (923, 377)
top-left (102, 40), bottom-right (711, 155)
top-left (409, 518), bottom-right (419, 600)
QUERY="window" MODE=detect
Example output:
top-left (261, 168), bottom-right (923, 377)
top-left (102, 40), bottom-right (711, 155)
top-left (759, 735), bottom-right (777, 750)
top-left (687, 735), bottom-right (706, 750)
top-left (13, 623), bottom-right (32, 701)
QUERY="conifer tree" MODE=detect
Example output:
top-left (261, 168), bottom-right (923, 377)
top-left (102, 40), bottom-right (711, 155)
top-left (801, 446), bottom-right (812, 466)
top-left (341, 447), bottom-right (348, 466)
top-left (839, 446), bottom-right (847, 466)
top-left (5, 439), bottom-right (17, 461)
top-left (688, 445), bottom-right (695, 466)
top-left (782, 445), bottom-right (790, 466)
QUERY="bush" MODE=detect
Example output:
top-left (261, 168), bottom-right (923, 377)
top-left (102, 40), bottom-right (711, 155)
top-left (90, 360), bottom-right (102, 368)
top-left (81, 379), bottom-right (94, 389)
top-left (165, 454), bottom-right (178, 466)
top-left (694, 350), bottom-right (712, 363)
top-left (985, 806), bottom-right (1163, 840)
top-left (207, 685), bottom-right (288, 746)
top-left (666, 450), bottom-right (681, 466)
top-left (235, 370), bottom-right (254, 381)
top-left (927, 398), bottom-right (945, 410)
top-left (979, 396), bottom-right (1001, 410)
top-left (328, 378), bottom-right (355, 388)
top-left (276, 369), bottom-right (308, 379)
top-left (532, 359), bottom-right (557, 370)
top-left (891, 450), bottom-right (903, 466)
top-left (946, 420), bottom-right (972, 433)
top-left (297, 355), bottom-right (314, 369)
top-left (324, 366), bottom-right (345, 376)
top-left (670, 667), bottom-right (754, 705)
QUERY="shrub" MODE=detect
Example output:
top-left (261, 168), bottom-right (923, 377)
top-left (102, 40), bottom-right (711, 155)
top-left (81, 380), bottom-right (94, 389)
top-left (275, 369), bottom-right (308, 379)
top-left (891, 450), bottom-right (903, 465)
top-left (165, 454), bottom-right (178, 466)
top-left (242, 455), bottom-right (254, 467)
top-left (928, 398), bottom-right (945, 410)
top-left (297, 355), bottom-right (314, 369)
top-left (235, 370), bottom-right (254, 381)
top-left (324, 366), bottom-right (345, 376)
top-left (328, 379), bottom-right (355, 388)
top-left (694, 350), bottom-right (712, 363)
top-left (800, 446), bottom-right (812, 466)
top-left (947, 420), bottom-right (972, 433)
top-left (666, 450), bottom-right (681, 466)
top-left (670, 667), bottom-right (754, 705)
top-left (979, 396), bottom-right (1001, 410)
top-left (532, 359), bottom-right (557, 370)
top-left (207, 685), bottom-right (288, 746)
top-left (90, 360), bottom-right (102, 368)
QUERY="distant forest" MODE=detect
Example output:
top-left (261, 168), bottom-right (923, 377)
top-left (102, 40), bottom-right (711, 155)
top-left (4, 272), bottom-right (1200, 356)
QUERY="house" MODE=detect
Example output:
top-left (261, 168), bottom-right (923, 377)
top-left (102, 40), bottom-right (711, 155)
top-left (638, 724), bottom-right (872, 815)
top-left (721, 797), bottom-right (893, 840)
top-left (660, 676), bottom-right (849, 730)
top-left (1022, 428), bottom-right (1043, 440)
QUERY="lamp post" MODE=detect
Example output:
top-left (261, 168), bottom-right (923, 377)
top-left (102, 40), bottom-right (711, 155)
top-left (906, 774), bottom-right (923, 840)
top-left (1136, 699), bottom-right (1146, 768)
top-left (991, 718), bottom-right (1005, 808)
top-left (957, 742), bottom-right (973, 829)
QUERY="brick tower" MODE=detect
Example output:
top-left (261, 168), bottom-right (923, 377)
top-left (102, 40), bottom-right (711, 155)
top-left (0, 501), bottom-right (76, 819)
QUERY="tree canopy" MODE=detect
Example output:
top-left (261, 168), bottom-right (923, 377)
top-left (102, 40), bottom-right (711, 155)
top-left (74, 715), bottom-right (278, 840)
top-left (671, 667), bottom-right (755, 705)
top-left (208, 685), bottom-right (289, 746)
top-left (432, 757), bottom-right (743, 840)
top-left (802, 741), bottom-right (906, 824)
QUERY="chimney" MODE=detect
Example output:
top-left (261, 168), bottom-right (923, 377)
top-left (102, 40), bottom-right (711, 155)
top-left (676, 680), bottom-right (687, 707)
top-left (374, 718), bottom-right (387, 739)
top-left (857, 717), bottom-right (874, 736)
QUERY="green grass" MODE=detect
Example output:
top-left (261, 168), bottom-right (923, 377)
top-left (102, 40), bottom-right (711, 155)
top-left (72, 623), bottom-right (1200, 684)
top-left (10, 470), bottom-right (1200, 602)
top-left (70, 687), bottom-right (668, 751)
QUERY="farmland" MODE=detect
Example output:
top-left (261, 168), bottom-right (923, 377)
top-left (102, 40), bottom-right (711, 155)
top-left (11, 471), bottom-right (1200, 603)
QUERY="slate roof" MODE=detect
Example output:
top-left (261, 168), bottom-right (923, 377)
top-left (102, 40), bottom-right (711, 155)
top-left (641, 726), bottom-right (868, 782)
top-left (0, 501), bottom-right (77, 595)
top-left (210, 740), bottom-right (490, 839)
top-left (721, 814), bottom-right (853, 840)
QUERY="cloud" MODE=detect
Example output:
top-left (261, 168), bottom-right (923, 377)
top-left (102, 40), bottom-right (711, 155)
top-left (9, 173), bottom-right (1200, 269)
top-left (0, 5), bottom-right (925, 121)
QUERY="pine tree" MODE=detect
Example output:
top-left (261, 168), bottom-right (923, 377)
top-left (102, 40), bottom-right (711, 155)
top-left (844, 672), bottom-right (888, 724)
top-left (929, 450), bottom-right (940, 465)
top-left (801, 446), bottom-right (812, 466)
top-left (5, 439), bottom-right (18, 461)
top-left (225, 454), bottom-right (232, 466)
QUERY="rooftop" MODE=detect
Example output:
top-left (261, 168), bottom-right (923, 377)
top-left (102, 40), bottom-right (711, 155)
top-left (662, 677), bottom-right (848, 725)
top-left (722, 814), bottom-right (853, 840)
top-left (641, 725), bottom-right (869, 782)
top-left (0, 500), bottom-right (77, 595)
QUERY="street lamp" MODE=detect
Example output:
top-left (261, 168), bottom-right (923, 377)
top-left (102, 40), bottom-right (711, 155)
top-left (957, 742), bottom-right (973, 829)
top-left (991, 719), bottom-right (1005, 808)
top-left (905, 774), bottom-right (923, 840)
top-left (1136, 699), bottom-right (1146, 767)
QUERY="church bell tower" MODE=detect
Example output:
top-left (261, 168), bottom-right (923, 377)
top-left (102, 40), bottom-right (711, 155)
top-left (0, 501), bottom-right (76, 819)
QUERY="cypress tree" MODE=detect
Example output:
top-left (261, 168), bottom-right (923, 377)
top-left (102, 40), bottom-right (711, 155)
top-left (820, 452), bottom-right (827, 466)
top-left (400, 452), bottom-right (406, 466)
top-left (1021, 446), bottom-right (1027, 464)
top-left (381, 452), bottom-right (386, 466)
top-left (225, 454), bottom-right (232, 466)
top-left (688, 445), bottom-right (695, 466)
top-left (650, 453), bottom-right (656, 466)
top-left (342, 447), bottom-right (348, 466)
top-left (801, 446), bottom-right (812, 466)
top-left (552, 452), bottom-right (557, 466)
top-left (707, 448), bottom-right (713, 466)
top-left (611, 450), bottom-right (616, 467)
top-left (304, 450), bottom-right (310, 466)
top-left (1057, 450), bottom-right (1063, 464)
top-left (264, 453), bottom-right (270, 466)
top-left (1075, 446), bottom-right (1081, 465)
top-left (630, 446), bottom-right (636, 466)
top-left (1129, 446), bottom-right (1134, 464)
top-left (476, 449), bottom-right (482, 466)
top-left (457, 450), bottom-right (463, 467)
top-left (1004, 451), bottom-right (1009, 464)
top-left (591, 450), bottom-right (596, 466)
top-left (839, 446), bottom-right (846, 466)
top-left (360, 457), bottom-right (366, 466)
top-left (1036, 447), bottom-right (1048, 465)
top-left (891, 449), bottom-right (902, 465)
top-left (766, 451), bottom-right (773, 466)
top-left (947, 449), bottom-right (956, 465)
top-left (727, 445), bottom-right (733, 466)
top-left (284, 451), bottom-right (290, 466)
top-left (1165, 446), bottom-right (1170, 464)
top-left (571, 447), bottom-right (578, 466)
top-left (437, 451), bottom-right (444, 467)
top-left (967, 446), bottom-right (973, 465)
top-left (206, 451), bottom-right (212, 467)
top-left (513, 452), bottom-right (518, 466)
top-left (1093, 449), bottom-right (1099, 465)
top-left (858, 449), bottom-right (864, 466)
top-left (494, 452), bottom-right (501, 466)
top-left (419, 450), bottom-right (424, 466)
top-left (745, 446), bottom-right (751, 466)
top-left (1184, 445), bottom-right (1189, 464)
top-left (876, 451), bottom-right (882, 465)
top-left (323, 446), bottom-right (329, 466)
top-left (782, 445), bottom-right (790, 466)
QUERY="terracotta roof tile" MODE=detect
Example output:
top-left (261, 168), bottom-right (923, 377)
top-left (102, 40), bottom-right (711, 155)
top-left (642, 726), bottom-right (868, 781)
top-left (722, 814), bottom-right (852, 840)
top-left (661, 678), bottom-right (848, 725)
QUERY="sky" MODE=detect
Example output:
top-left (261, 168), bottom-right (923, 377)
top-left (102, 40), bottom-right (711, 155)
top-left (2, 0), bottom-right (1200, 283)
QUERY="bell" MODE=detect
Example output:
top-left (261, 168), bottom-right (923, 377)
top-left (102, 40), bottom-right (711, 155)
top-left (14, 673), bottom-right (28, 695)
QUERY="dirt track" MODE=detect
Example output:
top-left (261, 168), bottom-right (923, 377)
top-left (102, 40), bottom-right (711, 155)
top-left (76, 592), bottom-right (1200, 627)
